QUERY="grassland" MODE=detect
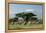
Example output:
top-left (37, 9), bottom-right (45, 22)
top-left (8, 22), bottom-right (43, 30)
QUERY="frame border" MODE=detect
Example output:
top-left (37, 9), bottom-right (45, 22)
top-left (5, 1), bottom-right (45, 32)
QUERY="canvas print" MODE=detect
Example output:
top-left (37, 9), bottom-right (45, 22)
top-left (8, 3), bottom-right (44, 30)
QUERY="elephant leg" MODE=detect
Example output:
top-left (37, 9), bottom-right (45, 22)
top-left (24, 21), bottom-right (28, 25)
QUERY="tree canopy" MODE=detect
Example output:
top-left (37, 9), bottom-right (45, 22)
top-left (16, 12), bottom-right (36, 17)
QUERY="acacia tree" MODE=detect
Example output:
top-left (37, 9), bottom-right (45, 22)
top-left (16, 12), bottom-right (36, 23)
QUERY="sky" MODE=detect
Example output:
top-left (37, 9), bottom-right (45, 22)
top-left (9, 4), bottom-right (42, 19)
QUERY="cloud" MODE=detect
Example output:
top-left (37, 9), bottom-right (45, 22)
top-left (25, 9), bottom-right (34, 12)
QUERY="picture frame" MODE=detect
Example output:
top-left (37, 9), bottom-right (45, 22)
top-left (5, 0), bottom-right (45, 33)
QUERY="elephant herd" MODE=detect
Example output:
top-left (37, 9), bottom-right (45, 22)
top-left (8, 17), bottom-right (42, 25)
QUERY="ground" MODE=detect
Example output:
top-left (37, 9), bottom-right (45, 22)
top-left (8, 22), bottom-right (43, 30)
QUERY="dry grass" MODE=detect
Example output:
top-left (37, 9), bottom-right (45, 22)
top-left (8, 22), bottom-right (43, 30)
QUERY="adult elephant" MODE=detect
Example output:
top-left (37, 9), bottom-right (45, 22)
top-left (29, 17), bottom-right (40, 24)
top-left (8, 17), bottom-right (18, 24)
top-left (18, 17), bottom-right (24, 25)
